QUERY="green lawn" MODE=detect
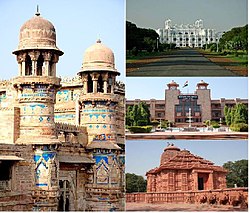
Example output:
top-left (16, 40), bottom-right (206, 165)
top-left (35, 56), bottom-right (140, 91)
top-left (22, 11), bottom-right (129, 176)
top-left (126, 50), bottom-right (173, 62)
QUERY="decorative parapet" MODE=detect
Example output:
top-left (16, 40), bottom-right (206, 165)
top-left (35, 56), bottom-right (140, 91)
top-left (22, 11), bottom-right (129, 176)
top-left (80, 93), bottom-right (119, 103)
top-left (60, 76), bottom-right (82, 87)
top-left (114, 81), bottom-right (125, 94)
top-left (0, 79), bottom-right (12, 90)
top-left (55, 122), bottom-right (87, 133)
top-left (12, 76), bottom-right (61, 88)
top-left (126, 187), bottom-right (248, 208)
top-left (0, 107), bottom-right (15, 111)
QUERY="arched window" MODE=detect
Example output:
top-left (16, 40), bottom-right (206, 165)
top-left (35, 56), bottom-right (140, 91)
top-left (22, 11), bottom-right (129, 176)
top-left (87, 74), bottom-right (93, 93)
top-left (107, 74), bottom-right (112, 93)
top-left (37, 54), bottom-right (44, 76)
top-left (49, 55), bottom-right (54, 76)
top-left (97, 75), bottom-right (104, 93)
top-left (25, 55), bottom-right (32, 76)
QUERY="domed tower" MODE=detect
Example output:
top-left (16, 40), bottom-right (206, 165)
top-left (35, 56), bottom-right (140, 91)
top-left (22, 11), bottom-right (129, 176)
top-left (12, 10), bottom-right (63, 144)
top-left (12, 10), bottom-right (63, 209)
top-left (78, 39), bottom-right (120, 143)
top-left (165, 80), bottom-right (180, 122)
top-left (77, 40), bottom-right (124, 210)
top-left (195, 80), bottom-right (211, 122)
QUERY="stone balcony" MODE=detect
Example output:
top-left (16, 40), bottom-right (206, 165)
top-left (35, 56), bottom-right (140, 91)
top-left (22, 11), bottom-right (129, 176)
top-left (12, 76), bottom-right (61, 87)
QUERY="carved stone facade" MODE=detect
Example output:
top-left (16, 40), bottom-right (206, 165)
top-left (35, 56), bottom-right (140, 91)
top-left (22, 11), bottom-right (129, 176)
top-left (0, 11), bottom-right (124, 211)
top-left (126, 144), bottom-right (248, 209)
top-left (146, 144), bottom-right (227, 193)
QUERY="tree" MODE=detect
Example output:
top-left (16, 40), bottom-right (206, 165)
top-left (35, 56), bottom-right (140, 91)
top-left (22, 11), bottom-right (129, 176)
top-left (224, 103), bottom-right (248, 126)
top-left (224, 106), bottom-right (231, 125)
top-left (233, 103), bottom-right (248, 124)
top-left (126, 173), bottom-right (147, 193)
top-left (126, 106), bottom-right (133, 126)
top-left (223, 159), bottom-right (248, 188)
top-left (126, 102), bottom-right (151, 126)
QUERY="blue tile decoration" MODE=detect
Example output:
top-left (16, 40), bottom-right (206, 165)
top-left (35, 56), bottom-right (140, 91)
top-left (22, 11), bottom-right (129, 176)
top-left (47, 117), bottom-right (50, 122)
top-left (36, 183), bottom-right (48, 186)
top-left (94, 155), bottom-right (108, 164)
top-left (101, 115), bottom-right (106, 119)
top-left (103, 125), bottom-right (107, 129)
top-left (34, 155), bottom-right (41, 162)
top-left (89, 124), bottom-right (93, 128)
top-left (54, 114), bottom-right (75, 119)
top-left (34, 150), bottom-right (56, 188)
top-left (96, 125), bottom-right (99, 129)
top-left (39, 117), bottom-right (43, 122)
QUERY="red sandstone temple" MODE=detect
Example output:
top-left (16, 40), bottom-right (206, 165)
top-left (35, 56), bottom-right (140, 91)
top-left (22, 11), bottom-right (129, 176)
top-left (126, 144), bottom-right (248, 209)
top-left (146, 144), bottom-right (227, 192)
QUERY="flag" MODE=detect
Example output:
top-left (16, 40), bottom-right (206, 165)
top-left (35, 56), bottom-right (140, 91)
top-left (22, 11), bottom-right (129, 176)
top-left (183, 80), bottom-right (188, 88)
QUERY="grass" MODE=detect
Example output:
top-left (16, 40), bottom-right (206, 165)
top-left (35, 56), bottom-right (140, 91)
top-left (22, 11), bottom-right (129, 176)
top-left (126, 50), bottom-right (173, 62)
top-left (199, 49), bottom-right (248, 76)
top-left (200, 49), bottom-right (248, 66)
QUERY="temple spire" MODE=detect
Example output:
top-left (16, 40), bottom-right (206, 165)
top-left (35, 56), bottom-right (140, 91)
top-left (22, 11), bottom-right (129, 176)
top-left (35, 5), bottom-right (40, 16)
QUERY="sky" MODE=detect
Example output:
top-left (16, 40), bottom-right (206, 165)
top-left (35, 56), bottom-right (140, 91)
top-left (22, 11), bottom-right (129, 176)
top-left (125, 77), bottom-right (248, 100)
top-left (0, 0), bottom-right (125, 81)
top-left (126, 140), bottom-right (248, 178)
top-left (126, 0), bottom-right (248, 32)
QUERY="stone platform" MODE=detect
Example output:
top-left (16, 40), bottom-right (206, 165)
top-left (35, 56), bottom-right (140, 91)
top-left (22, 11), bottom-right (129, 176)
top-left (126, 202), bottom-right (247, 211)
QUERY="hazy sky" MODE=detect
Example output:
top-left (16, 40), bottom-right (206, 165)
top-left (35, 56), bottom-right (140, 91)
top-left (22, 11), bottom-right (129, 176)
top-left (126, 77), bottom-right (248, 100)
top-left (127, 0), bottom-right (248, 32)
top-left (0, 0), bottom-right (125, 81)
top-left (126, 140), bottom-right (248, 177)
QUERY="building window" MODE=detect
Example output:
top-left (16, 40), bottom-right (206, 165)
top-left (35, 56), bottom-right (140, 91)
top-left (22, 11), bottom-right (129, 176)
top-left (0, 161), bottom-right (12, 191)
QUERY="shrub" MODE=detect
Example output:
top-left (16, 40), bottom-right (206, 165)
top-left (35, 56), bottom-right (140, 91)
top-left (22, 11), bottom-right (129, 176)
top-left (230, 123), bottom-right (248, 132)
top-left (128, 126), bottom-right (152, 133)
top-left (211, 121), bottom-right (220, 128)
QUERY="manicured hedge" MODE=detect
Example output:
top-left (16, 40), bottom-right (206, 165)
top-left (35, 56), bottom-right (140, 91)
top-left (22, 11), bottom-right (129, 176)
top-left (128, 126), bottom-right (152, 133)
top-left (230, 123), bottom-right (248, 132)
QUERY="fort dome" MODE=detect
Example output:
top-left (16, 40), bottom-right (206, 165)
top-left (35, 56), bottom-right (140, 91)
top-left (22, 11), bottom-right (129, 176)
top-left (79, 39), bottom-right (119, 74)
top-left (13, 12), bottom-right (63, 55)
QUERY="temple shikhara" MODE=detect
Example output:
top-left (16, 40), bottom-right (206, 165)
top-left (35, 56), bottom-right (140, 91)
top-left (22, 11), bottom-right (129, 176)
top-left (0, 10), bottom-right (125, 211)
top-left (126, 144), bottom-right (248, 209)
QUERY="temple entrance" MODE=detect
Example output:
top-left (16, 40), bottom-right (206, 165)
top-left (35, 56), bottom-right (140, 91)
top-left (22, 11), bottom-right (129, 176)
top-left (198, 177), bottom-right (204, 190)
top-left (197, 173), bottom-right (209, 190)
top-left (58, 180), bottom-right (70, 211)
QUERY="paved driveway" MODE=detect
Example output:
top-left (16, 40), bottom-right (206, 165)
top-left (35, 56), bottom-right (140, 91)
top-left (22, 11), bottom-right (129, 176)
top-left (126, 49), bottom-right (237, 76)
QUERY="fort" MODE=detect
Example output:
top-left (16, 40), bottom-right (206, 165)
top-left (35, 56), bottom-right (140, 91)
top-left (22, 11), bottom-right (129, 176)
top-left (0, 11), bottom-right (125, 211)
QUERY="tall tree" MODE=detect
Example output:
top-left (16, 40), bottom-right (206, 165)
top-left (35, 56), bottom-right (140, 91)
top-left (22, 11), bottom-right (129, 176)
top-left (126, 173), bottom-right (147, 193)
top-left (223, 159), bottom-right (248, 188)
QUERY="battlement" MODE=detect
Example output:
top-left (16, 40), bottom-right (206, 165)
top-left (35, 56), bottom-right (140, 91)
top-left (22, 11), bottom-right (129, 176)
top-left (60, 76), bottom-right (82, 87)
top-left (55, 122), bottom-right (87, 133)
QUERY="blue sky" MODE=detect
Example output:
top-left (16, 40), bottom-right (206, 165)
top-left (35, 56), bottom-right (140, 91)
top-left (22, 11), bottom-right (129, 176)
top-left (127, 0), bottom-right (247, 32)
top-left (126, 140), bottom-right (248, 177)
top-left (126, 77), bottom-right (248, 100)
top-left (0, 0), bottom-right (125, 81)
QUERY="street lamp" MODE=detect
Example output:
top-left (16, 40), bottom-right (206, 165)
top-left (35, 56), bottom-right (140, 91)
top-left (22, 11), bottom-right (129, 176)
top-left (157, 37), bottom-right (159, 52)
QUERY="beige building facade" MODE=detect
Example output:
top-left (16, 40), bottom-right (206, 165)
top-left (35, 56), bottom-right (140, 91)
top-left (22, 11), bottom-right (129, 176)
top-left (0, 11), bottom-right (125, 211)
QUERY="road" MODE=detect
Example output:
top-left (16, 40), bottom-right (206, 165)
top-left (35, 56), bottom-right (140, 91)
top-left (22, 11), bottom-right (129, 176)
top-left (126, 48), bottom-right (238, 76)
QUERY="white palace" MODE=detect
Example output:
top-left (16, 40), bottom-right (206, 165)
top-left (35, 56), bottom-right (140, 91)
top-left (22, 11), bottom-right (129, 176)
top-left (156, 19), bottom-right (217, 48)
